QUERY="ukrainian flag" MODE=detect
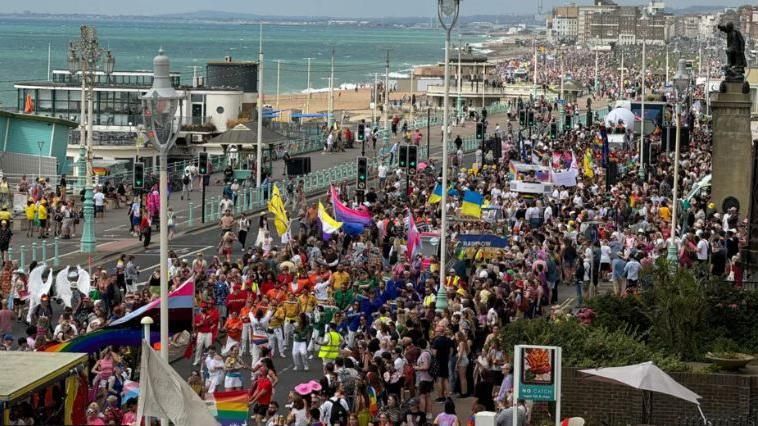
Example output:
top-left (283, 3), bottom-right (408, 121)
top-left (461, 190), bottom-right (483, 218)
top-left (428, 183), bottom-right (443, 204)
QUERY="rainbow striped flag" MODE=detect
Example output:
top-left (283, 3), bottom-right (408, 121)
top-left (208, 390), bottom-right (249, 426)
top-left (43, 277), bottom-right (195, 353)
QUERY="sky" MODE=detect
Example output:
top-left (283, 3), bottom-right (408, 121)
top-left (2, 0), bottom-right (747, 18)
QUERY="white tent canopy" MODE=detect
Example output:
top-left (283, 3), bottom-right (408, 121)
top-left (580, 361), bottom-right (706, 423)
top-left (604, 107), bottom-right (636, 131)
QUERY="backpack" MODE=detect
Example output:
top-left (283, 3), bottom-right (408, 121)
top-left (337, 368), bottom-right (357, 399)
top-left (329, 398), bottom-right (349, 426)
top-left (424, 350), bottom-right (439, 379)
top-left (182, 175), bottom-right (190, 185)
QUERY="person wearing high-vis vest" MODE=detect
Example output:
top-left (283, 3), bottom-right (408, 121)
top-left (318, 323), bottom-right (342, 363)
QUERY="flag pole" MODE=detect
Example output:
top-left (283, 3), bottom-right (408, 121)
top-left (138, 317), bottom-right (153, 425)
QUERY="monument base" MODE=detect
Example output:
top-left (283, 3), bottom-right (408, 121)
top-left (710, 82), bottom-right (754, 215)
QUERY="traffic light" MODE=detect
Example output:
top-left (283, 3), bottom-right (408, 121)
top-left (398, 145), bottom-right (408, 168)
top-left (476, 122), bottom-right (484, 140)
top-left (550, 122), bottom-right (557, 139)
top-left (356, 156), bottom-right (368, 189)
top-left (407, 145), bottom-right (418, 174)
top-left (527, 111), bottom-right (535, 126)
top-left (198, 152), bottom-right (208, 175)
top-left (357, 122), bottom-right (365, 142)
top-left (133, 162), bottom-right (144, 189)
top-left (519, 109), bottom-right (526, 126)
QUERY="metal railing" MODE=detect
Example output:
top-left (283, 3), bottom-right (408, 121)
top-left (7, 238), bottom-right (63, 267)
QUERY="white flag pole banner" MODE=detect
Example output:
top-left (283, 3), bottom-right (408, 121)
top-left (137, 340), bottom-right (220, 426)
top-left (551, 170), bottom-right (578, 187)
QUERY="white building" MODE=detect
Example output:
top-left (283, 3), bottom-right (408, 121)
top-left (15, 57), bottom-right (259, 170)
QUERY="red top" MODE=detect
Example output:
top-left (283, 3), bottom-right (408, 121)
top-left (226, 290), bottom-right (247, 315)
top-left (250, 376), bottom-right (273, 405)
top-left (194, 313), bottom-right (215, 333)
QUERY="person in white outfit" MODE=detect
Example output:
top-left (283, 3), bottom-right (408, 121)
top-left (250, 307), bottom-right (272, 366)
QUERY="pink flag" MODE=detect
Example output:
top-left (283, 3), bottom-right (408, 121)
top-left (407, 211), bottom-right (421, 261)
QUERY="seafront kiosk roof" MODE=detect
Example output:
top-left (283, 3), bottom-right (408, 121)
top-left (0, 352), bottom-right (88, 402)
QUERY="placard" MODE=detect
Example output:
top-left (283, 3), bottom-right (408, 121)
top-left (513, 345), bottom-right (562, 425)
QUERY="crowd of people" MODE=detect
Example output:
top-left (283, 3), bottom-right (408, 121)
top-left (0, 44), bottom-right (737, 426)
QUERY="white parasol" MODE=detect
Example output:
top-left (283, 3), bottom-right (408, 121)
top-left (604, 107), bottom-right (636, 131)
top-left (580, 361), bottom-right (706, 423)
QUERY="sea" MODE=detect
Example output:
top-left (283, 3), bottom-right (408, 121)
top-left (0, 17), bottom-right (486, 108)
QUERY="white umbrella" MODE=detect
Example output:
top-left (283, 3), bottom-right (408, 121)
top-left (604, 107), bottom-right (636, 131)
top-left (580, 361), bottom-right (706, 423)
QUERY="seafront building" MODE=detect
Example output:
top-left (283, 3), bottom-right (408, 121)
top-left (14, 56), bottom-right (259, 170)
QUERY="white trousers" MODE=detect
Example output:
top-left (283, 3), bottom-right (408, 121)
top-left (267, 328), bottom-right (285, 356)
top-left (194, 332), bottom-right (213, 364)
top-left (240, 323), bottom-right (252, 355)
top-left (292, 341), bottom-right (309, 370)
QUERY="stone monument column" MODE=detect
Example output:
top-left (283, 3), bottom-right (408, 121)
top-left (710, 81), bottom-right (754, 214)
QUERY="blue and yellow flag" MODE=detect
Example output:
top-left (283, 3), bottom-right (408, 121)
top-left (428, 183), bottom-right (443, 204)
top-left (461, 190), bottom-right (483, 218)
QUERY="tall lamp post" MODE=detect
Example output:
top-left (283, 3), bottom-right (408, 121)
top-left (141, 49), bottom-right (182, 376)
top-left (68, 26), bottom-right (114, 254)
top-left (436, 0), bottom-right (460, 313)
top-left (667, 59), bottom-right (691, 263)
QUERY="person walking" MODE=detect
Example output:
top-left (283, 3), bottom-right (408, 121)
top-left (237, 214), bottom-right (250, 249)
top-left (167, 207), bottom-right (176, 240)
top-left (140, 208), bottom-right (152, 249)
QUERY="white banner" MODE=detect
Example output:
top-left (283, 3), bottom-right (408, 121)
top-left (551, 170), bottom-right (577, 187)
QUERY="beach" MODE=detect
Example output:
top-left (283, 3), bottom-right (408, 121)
top-left (272, 88), bottom-right (420, 122)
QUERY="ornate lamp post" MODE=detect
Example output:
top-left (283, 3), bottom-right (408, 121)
top-left (667, 59), bottom-right (691, 263)
top-left (68, 26), bottom-right (113, 254)
top-left (436, 0), bottom-right (460, 313)
top-left (141, 49), bottom-right (182, 368)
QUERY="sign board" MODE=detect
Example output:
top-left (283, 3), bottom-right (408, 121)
top-left (457, 234), bottom-right (508, 248)
top-left (509, 180), bottom-right (554, 194)
top-left (513, 345), bottom-right (561, 426)
top-left (513, 345), bottom-right (562, 425)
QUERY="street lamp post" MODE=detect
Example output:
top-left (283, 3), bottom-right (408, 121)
top-left (141, 49), bottom-right (182, 383)
top-left (37, 141), bottom-right (44, 179)
top-left (667, 59), bottom-right (691, 263)
top-left (68, 26), bottom-right (113, 254)
top-left (436, 0), bottom-right (460, 313)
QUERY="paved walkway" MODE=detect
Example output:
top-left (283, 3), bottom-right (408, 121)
top-left (8, 109), bottom-right (506, 271)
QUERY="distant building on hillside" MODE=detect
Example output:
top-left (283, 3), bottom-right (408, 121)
top-left (548, 5), bottom-right (579, 43)
top-left (556, 0), bottom-right (670, 46)
top-left (739, 5), bottom-right (758, 44)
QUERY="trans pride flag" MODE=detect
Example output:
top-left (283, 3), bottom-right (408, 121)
top-left (330, 186), bottom-right (372, 236)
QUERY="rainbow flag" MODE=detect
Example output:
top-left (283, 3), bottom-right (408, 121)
top-left (208, 390), bottom-right (249, 426)
top-left (330, 186), bottom-right (372, 235)
top-left (43, 277), bottom-right (195, 353)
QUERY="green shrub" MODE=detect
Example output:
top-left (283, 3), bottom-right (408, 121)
top-left (499, 316), bottom-right (687, 372)
top-left (586, 294), bottom-right (652, 338)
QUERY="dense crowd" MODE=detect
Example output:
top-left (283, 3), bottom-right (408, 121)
top-left (0, 66), bottom-right (735, 426)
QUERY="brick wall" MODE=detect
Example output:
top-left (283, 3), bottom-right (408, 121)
top-left (544, 368), bottom-right (758, 425)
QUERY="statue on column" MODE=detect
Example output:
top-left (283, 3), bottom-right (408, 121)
top-left (717, 22), bottom-right (747, 82)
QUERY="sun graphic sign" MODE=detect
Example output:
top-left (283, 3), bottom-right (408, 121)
top-left (513, 345), bottom-right (563, 425)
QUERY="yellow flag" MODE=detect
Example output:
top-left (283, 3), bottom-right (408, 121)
top-left (267, 185), bottom-right (289, 236)
top-left (583, 149), bottom-right (594, 179)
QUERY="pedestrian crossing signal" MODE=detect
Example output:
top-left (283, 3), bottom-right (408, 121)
top-left (198, 152), bottom-right (208, 175)
top-left (408, 145), bottom-right (418, 175)
top-left (399, 145), bottom-right (408, 168)
top-left (357, 157), bottom-right (368, 189)
top-left (133, 162), bottom-right (144, 189)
